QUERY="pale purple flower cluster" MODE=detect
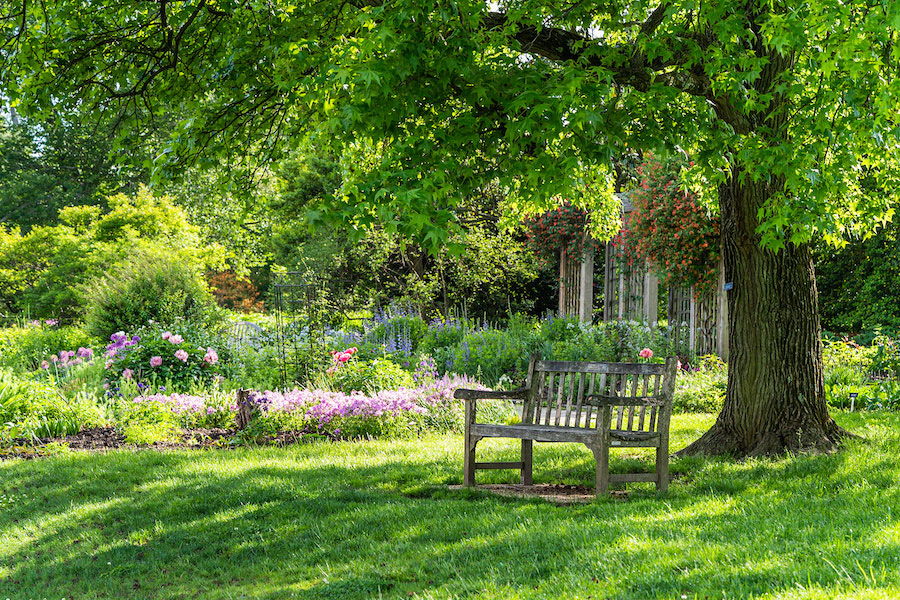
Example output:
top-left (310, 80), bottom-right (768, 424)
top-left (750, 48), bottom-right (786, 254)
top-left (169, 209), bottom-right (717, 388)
top-left (127, 376), bottom-right (483, 431)
top-left (248, 374), bottom-right (481, 425)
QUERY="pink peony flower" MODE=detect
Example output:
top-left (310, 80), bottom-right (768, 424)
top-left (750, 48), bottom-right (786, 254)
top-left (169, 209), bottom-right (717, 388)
top-left (338, 352), bottom-right (352, 363)
top-left (203, 348), bottom-right (218, 365)
top-left (40, 360), bottom-right (50, 369)
top-left (122, 368), bottom-right (134, 379)
top-left (639, 348), bottom-right (654, 359)
top-left (161, 331), bottom-right (172, 340)
top-left (169, 334), bottom-right (184, 344)
top-left (150, 356), bottom-right (163, 367)
top-left (175, 349), bottom-right (189, 362)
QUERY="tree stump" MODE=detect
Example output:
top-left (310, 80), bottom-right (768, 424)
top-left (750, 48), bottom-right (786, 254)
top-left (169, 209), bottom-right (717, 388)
top-left (235, 389), bottom-right (255, 430)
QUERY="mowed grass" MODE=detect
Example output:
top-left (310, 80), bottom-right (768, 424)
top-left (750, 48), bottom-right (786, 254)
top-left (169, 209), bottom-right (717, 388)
top-left (2, 412), bottom-right (900, 599)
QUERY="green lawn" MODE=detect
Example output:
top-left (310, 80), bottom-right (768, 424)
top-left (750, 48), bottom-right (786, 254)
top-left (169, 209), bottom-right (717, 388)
top-left (2, 412), bottom-right (900, 599)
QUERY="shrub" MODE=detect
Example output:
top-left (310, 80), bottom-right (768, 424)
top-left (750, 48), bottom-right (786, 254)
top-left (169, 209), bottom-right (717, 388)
top-left (448, 328), bottom-right (532, 386)
top-left (103, 324), bottom-right (232, 392)
top-left (0, 322), bottom-right (96, 371)
top-left (673, 356), bottom-right (727, 413)
top-left (208, 270), bottom-right (265, 312)
top-left (0, 369), bottom-right (105, 439)
top-left (84, 248), bottom-right (222, 341)
top-left (322, 351), bottom-right (414, 393)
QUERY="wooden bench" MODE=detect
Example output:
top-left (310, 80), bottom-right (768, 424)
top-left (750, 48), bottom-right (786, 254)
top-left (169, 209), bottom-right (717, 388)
top-left (453, 356), bottom-right (677, 497)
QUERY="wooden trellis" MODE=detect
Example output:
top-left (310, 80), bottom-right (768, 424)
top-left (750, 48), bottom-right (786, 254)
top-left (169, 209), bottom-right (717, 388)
top-left (548, 192), bottom-right (729, 360)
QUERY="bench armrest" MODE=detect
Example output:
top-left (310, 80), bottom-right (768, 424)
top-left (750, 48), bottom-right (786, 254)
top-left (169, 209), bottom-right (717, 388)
top-left (585, 394), bottom-right (668, 407)
top-left (454, 387), bottom-right (529, 401)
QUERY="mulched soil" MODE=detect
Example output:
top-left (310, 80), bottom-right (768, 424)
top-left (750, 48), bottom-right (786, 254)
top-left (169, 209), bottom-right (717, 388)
top-left (1, 426), bottom-right (333, 460)
top-left (447, 483), bottom-right (621, 504)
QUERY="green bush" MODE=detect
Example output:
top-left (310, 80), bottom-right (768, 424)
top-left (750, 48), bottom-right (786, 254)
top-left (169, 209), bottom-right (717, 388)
top-left (113, 396), bottom-right (181, 444)
top-left (673, 356), bottom-right (727, 413)
top-left (448, 328), bottom-right (532, 386)
top-left (322, 357), bottom-right (414, 393)
top-left (227, 343), bottom-right (282, 391)
top-left (84, 249), bottom-right (222, 341)
top-left (0, 323), bottom-right (96, 371)
top-left (103, 323), bottom-right (232, 393)
top-left (0, 369), bottom-right (105, 439)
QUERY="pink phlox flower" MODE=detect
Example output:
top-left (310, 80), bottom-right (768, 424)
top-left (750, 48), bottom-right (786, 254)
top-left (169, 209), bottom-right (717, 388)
top-left (45, 319), bottom-right (58, 326)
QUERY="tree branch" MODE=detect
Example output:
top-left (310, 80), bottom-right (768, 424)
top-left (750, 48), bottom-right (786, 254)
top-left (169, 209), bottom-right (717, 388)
top-left (481, 11), bottom-right (750, 134)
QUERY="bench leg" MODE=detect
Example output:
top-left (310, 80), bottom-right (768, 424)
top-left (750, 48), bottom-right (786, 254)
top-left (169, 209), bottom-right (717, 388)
top-left (520, 440), bottom-right (533, 485)
top-left (656, 442), bottom-right (669, 493)
top-left (464, 436), bottom-right (479, 487)
top-left (590, 445), bottom-right (609, 497)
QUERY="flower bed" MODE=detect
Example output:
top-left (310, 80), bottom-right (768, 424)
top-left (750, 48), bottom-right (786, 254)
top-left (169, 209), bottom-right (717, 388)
top-left (115, 375), bottom-right (514, 443)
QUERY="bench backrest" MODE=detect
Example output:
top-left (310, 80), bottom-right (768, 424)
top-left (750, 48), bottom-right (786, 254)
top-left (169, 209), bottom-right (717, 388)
top-left (522, 356), bottom-right (678, 435)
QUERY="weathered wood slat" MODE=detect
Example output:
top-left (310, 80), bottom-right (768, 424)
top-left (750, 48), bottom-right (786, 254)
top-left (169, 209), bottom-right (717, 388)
top-left (554, 372), bottom-right (566, 426)
top-left (470, 423), bottom-right (597, 443)
top-left (564, 371), bottom-right (577, 426)
top-left (473, 461), bottom-right (526, 470)
top-left (584, 395), bottom-right (667, 407)
top-left (627, 374), bottom-right (639, 430)
top-left (613, 374), bottom-right (625, 430)
top-left (574, 371), bottom-right (586, 427)
top-left (638, 374), bottom-right (650, 430)
top-left (536, 361), bottom-right (667, 375)
top-left (610, 430), bottom-right (660, 442)
top-left (454, 388), bottom-right (529, 400)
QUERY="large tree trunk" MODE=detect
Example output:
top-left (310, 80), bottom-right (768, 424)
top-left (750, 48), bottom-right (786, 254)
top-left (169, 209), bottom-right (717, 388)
top-left (678, 173), bottom-right (848, 457)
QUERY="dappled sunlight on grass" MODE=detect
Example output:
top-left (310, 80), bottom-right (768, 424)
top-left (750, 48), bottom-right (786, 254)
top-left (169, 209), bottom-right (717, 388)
top-left (1, 412), bottom-right (899, 598)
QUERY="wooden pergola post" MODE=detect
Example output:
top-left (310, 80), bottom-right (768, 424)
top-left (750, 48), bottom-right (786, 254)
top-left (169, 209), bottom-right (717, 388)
top-left (578, 245), bottom-right (594, 323)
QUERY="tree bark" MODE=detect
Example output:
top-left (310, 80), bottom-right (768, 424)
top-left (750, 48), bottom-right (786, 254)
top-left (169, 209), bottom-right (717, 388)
top-left (678, 173), bottom-right (848, 457)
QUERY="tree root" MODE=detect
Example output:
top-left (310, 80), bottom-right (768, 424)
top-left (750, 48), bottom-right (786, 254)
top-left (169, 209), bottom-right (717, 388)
top-left (675, 420), bottom-right (856, 459)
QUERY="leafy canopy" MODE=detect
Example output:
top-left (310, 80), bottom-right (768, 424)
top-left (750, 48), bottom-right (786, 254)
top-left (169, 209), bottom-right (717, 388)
top-left (2, 1), bottom-right (899, 250)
